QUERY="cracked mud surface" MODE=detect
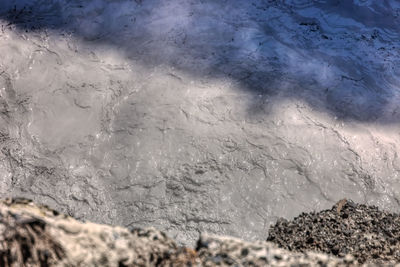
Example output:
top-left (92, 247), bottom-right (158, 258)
top-left (0, 0), bottom-right (399, 245)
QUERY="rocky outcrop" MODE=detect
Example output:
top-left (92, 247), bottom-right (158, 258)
top-left (268, 199), bottom-right (400, 265)
top-left (0, 198), bottom-right (178, 266)
top-left (195, 234), bottom-right (355, 267)
top-left (0, 198), bottom-right (358, 266)
top-left (6, 198), bottom-right (400, 266)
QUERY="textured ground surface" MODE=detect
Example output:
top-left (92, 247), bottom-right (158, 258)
top-left (196, 233), bottom-right (357, 267)
top-left (0, 198), bottom-right (358, 266)
top-left (268, 199), bottom-right (400, 264)
top-left (0, 198), bottom-right (181, 266)
top-left (0, 0), bottom-right (399, 245)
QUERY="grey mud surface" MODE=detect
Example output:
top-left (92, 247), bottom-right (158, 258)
top-left (0, 0), bottom-right (399, 245)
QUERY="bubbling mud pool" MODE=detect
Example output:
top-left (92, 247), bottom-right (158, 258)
top-left (0, 0), bottom-right (399, 245)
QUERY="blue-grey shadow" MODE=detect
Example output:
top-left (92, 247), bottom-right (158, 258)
top-left (1, 0), bottom-right (399, 123)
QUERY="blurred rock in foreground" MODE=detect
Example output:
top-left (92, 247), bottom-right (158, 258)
top-left (0, 198), bottom-right (358, 266)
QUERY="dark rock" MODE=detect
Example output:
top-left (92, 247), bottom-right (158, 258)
top-left (267, 199), bottom-right (400, 264)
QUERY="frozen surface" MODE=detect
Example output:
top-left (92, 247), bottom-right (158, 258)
top-left (0, 0), bottom-right (399, 245)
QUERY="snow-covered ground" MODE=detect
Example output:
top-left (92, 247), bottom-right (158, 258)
top-left (0, 0), bottom-right (399, 245)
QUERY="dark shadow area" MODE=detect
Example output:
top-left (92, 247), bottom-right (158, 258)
top-left (0, 0), bottom-right (399, 123)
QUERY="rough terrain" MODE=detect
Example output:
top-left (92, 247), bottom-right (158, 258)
top-left (268, 199), bottom-right (400, 264)
top-left (0, 198), bottom-right (358, 266)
